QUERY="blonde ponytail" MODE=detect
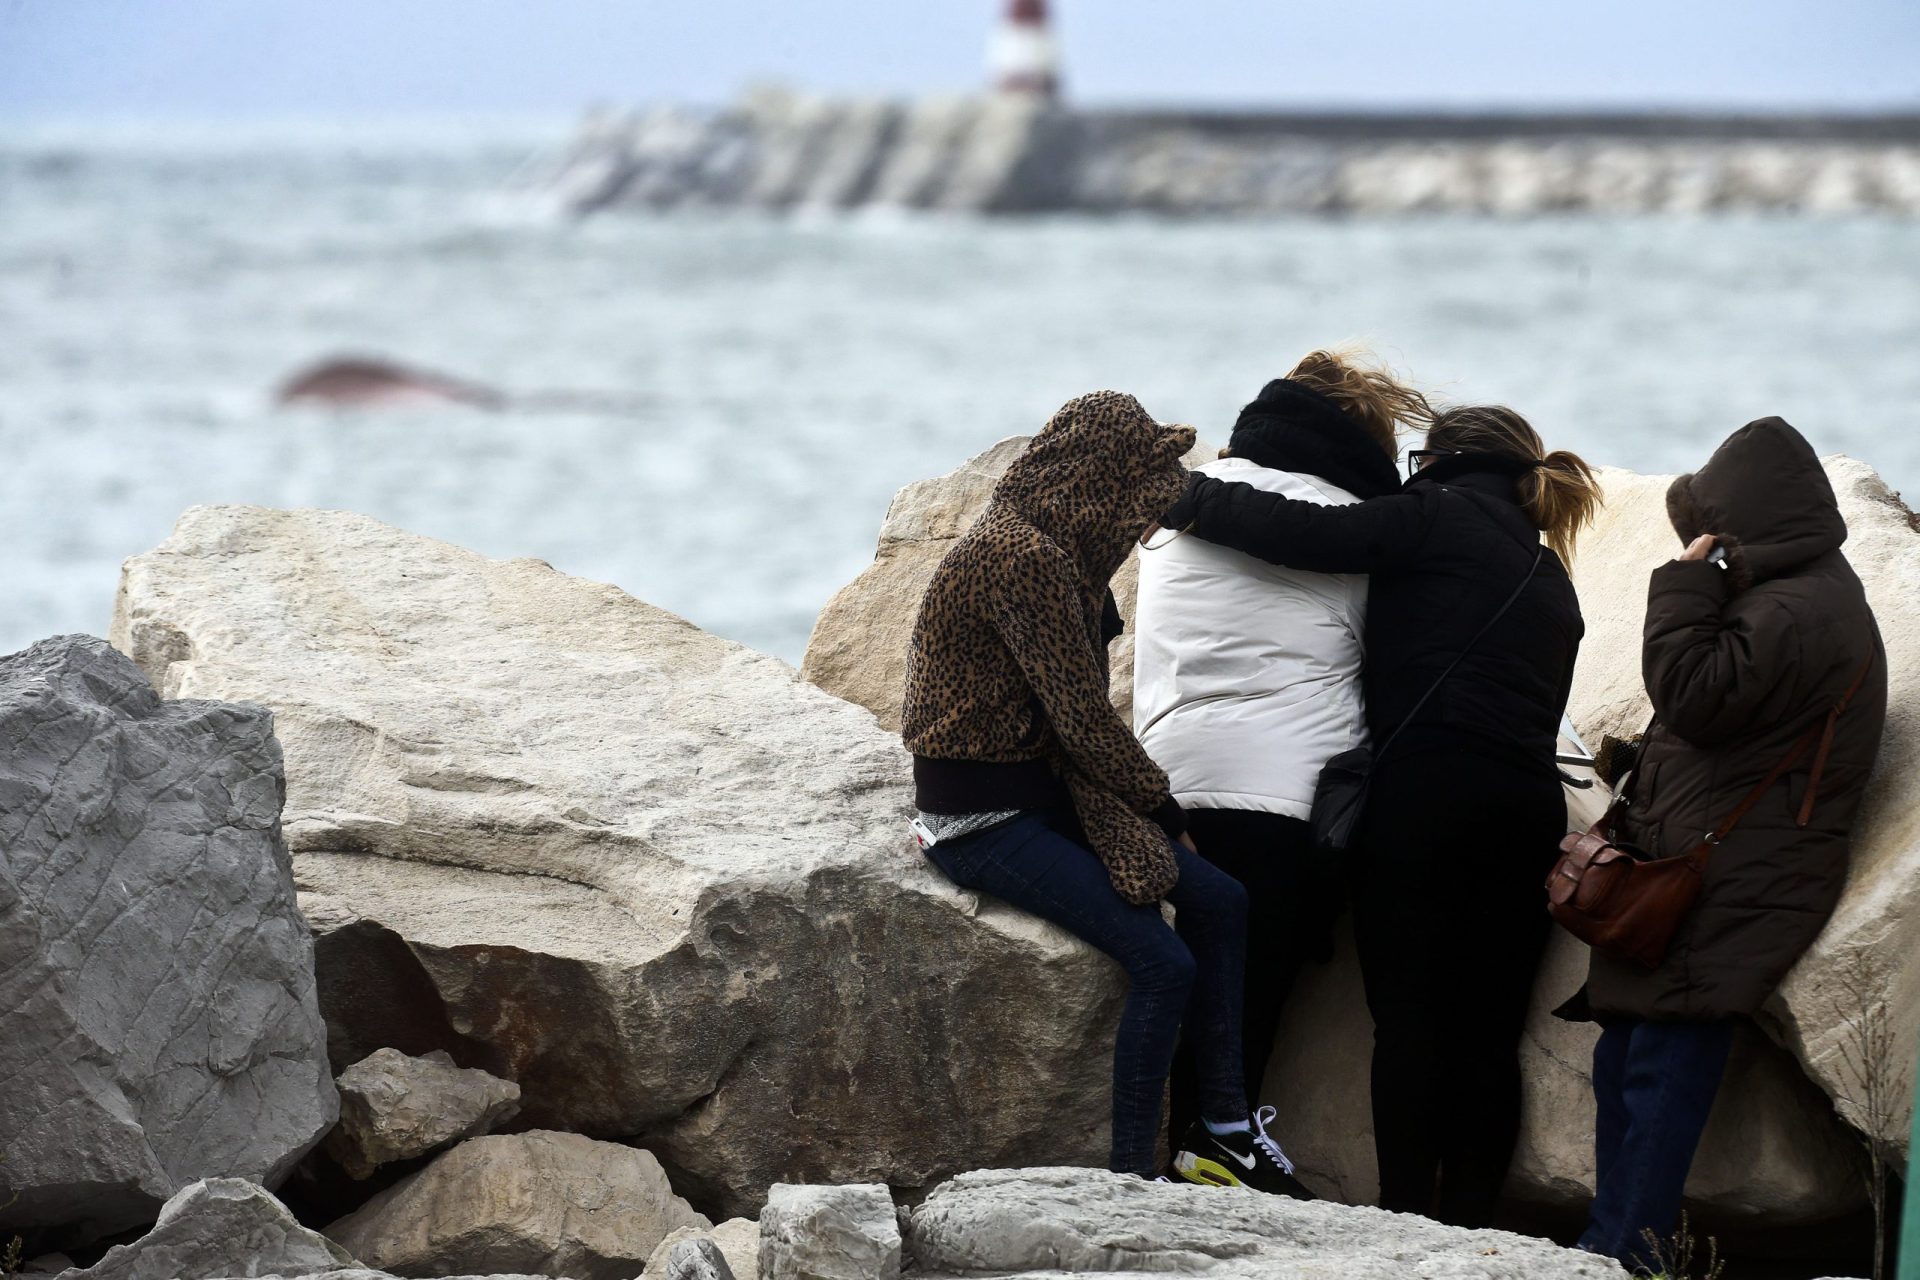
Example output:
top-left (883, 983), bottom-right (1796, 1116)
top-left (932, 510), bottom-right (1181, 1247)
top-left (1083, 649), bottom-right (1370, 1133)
top-left (1284, 346), bottom-right (1434, 460)
top-left (1426, 406), bottom-right (1604, 563)
top-left (1528, 449), bottom-right (1604, 564)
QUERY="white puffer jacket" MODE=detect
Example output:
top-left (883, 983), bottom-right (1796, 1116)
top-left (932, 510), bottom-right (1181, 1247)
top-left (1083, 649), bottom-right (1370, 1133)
top-left (1132, 457), bottom-right (1370, 818)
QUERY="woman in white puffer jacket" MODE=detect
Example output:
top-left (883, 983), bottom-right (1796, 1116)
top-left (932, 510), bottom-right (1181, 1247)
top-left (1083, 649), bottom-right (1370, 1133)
top-left (1134, 349), bottom-right (1432, 1151)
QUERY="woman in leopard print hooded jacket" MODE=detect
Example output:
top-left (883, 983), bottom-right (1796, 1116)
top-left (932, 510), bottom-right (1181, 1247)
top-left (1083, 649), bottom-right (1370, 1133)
top-left (901, 391), bottom-right (1303, 1190)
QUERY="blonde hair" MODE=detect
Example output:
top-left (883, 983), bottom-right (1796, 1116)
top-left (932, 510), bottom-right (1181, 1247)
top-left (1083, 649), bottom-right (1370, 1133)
top-left (1426, 405), bottom-right (1604, 563)
top-left (1285, 347), bottom-right (1435, 458)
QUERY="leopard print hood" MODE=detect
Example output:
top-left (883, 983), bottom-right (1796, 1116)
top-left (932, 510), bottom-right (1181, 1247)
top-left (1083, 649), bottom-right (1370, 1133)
top-left (901, 391), bottom-right (1196, 905)
top-left (989, 390), bottom-right (1197, 586)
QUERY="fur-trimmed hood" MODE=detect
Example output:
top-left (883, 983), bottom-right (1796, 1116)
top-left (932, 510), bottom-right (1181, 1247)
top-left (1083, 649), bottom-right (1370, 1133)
top-left (1666, 416), bottom-right (1846, 591)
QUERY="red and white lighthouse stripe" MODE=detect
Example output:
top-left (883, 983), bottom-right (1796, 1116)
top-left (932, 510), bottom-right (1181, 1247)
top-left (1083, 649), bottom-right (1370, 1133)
top-left (990, 0), bottom-right (1061, 99)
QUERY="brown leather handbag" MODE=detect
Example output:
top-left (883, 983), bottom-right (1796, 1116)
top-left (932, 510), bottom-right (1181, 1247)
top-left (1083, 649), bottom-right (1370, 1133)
top-left (1547, 654), bottom-right (1874, 968)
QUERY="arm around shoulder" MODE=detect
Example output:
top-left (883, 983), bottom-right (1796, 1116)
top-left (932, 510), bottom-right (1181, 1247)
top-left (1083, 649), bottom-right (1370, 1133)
top-left (1165, 472), bottom-right (1431, 574)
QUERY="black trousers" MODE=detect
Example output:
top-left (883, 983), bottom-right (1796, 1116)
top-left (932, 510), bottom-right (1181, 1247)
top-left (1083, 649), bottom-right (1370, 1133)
top-left (1167, 807), bottom-right (1340, 1143)
top-left (1351, 740), bottom-right (1565, 1227)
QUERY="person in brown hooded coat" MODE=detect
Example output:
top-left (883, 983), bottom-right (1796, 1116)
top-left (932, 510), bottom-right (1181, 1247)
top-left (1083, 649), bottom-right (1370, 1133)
top-left (1571, 417), bottom-right (1888, 1265)
top-left (901, 390), bottom-right (1310, 1195)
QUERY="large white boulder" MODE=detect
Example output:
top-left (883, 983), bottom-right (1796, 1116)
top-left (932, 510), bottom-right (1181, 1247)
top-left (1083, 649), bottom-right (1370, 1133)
top-left (758, 1185), bottom-right (900, 1280)
top-left (1561, 459), bottom-right (1920, 1160)
top-left (0, 637), bottom-right (337, 1246)
top-left (905, 1167), bottom-right (1618, 1278)
top-left (324, 1132), bottom-right (707, 1280)
top-left (110, 506), bottom-right (1123, 1217)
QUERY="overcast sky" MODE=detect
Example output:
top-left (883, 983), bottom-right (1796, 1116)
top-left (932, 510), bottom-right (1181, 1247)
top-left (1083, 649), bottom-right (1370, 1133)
top-left (3, 0), bottom-right (1917, 120)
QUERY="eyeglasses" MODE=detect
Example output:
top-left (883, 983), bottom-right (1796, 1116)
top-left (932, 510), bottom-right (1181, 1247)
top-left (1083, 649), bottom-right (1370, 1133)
top-left (1405, 448), bottom-right (1455, 480)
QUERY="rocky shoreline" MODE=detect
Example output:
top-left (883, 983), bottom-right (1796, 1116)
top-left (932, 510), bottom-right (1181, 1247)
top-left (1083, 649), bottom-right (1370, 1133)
top-left (2, 447), bottom-right (1914, 1278)
top-left (535, 89), bottom-right (1920, 216)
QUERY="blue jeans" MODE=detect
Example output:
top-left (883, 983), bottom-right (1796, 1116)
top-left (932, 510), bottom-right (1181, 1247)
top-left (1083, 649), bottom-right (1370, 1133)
top-left (924, 809), bottom-right (1250, 1175)
top-left (1578, 1018), bottom-right (1736, 1267)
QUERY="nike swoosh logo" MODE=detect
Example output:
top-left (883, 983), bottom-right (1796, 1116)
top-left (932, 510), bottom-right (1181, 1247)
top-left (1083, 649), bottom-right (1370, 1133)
top-left (1218, 1142), bottom-right (1256, 1170)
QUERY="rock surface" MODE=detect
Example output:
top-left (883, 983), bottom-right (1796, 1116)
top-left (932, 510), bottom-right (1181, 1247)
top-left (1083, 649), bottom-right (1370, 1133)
top-left (1560, 460), bottom-right (1920, 1158)
top-left (111, 503), bottom-right (1124, 1217)
top-left (643, 1221), bottom-right (758, 1280)
top-left (0, 637), bottom-right (337, 1246)
top-left (323, 1049), bottom-right (521, 1180)
top-left (801, 433), bottom-right (1212, 732)
top-left (325, 1132), bottom-right (706, 1280)
top-left (906, 1167), bottom-right (1618, 1279)
top-left (759, 1185), bottom-right (900, 1280)
top-left (205, 1274), bottom-right (542, 1280)
top-left (206, 1274), bottom-right (544, 1280)
top-left (51, 1179), bottom-right (355, 1280)
top-left (664, 1239), bottom-right (735, 1280)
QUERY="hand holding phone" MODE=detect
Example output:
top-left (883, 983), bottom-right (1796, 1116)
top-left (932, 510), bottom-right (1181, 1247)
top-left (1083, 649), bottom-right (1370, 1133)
top-left (1678, 534), bottom-right (1720, 563)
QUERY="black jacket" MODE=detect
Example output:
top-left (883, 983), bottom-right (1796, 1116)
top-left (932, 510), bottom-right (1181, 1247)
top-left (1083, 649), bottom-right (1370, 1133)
top-left (1163, 452), bottom-right (1584, 769)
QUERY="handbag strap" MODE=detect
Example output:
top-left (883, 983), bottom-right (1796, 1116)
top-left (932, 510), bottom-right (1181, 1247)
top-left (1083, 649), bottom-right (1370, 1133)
top-left (1376, 544), bottom-right (1545, 761)
top-left (1696, 650), bottom-right (1876, 852)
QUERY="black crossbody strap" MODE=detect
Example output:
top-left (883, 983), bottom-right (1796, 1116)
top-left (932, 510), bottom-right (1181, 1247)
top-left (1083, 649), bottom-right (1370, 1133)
top-left (1376, 544), bottom-right (1544, 760)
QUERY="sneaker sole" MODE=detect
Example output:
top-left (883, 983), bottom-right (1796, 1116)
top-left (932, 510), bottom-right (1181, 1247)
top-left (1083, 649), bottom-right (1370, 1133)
top-left (1172, 1152), bottom-right (1245, 1189)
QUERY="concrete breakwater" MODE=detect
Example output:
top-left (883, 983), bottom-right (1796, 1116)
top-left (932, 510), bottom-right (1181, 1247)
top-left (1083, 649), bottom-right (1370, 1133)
top-left (537, 87), bottom-right (1920, 216)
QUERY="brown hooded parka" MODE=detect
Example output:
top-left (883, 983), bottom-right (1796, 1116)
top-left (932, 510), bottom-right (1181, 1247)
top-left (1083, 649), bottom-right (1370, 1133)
top-left (1584, 417), bottom-right (1888, 1022)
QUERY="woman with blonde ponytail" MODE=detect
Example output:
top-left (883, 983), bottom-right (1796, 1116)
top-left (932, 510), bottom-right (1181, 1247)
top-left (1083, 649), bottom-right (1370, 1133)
top-left (1160, 399), bottom-right (1599, 1227)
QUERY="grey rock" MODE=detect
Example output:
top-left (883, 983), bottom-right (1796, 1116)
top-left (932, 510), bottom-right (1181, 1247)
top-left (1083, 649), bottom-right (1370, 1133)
top-left (665, 1239), bottom-right (734, 1280)
top-left (0, 637), bottom-right (337, 1245)
top-left (642, 1222), bottom-right (758, 1280)
top-left (906, 1167), bottom-right (1619, 1279)
top-left (324, 1131), bottom-right (708, 1280)
top-left (322, 1049), bottom-right (521, 1180)
top-left (208, 1273), bottom-right (545, 1280)
top-left (51, 1179), bottom-right (354, 1280)
top-left (758, 1185), bottom-right (899, 1280)
top-left (112, 505), bottom-right (1123, 1217)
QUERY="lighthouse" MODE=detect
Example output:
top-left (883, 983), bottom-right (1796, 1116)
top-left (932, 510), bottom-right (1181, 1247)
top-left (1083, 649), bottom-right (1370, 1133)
top-left (989, 0), bottom-right (1061, 99)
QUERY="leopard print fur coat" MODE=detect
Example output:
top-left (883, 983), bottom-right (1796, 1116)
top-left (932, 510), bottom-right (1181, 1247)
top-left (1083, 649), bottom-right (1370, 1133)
top-left (901, 391), bottom-right (1196, 904)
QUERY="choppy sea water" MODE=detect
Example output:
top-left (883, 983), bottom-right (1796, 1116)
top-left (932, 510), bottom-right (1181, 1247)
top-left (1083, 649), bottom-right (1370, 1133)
top-left (4, 123), bottom-right (1919, 665)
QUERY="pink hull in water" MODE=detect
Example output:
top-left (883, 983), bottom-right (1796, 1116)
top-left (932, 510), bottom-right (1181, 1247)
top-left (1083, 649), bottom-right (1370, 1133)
top-left (275, 356), bottom-right (504, 409)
